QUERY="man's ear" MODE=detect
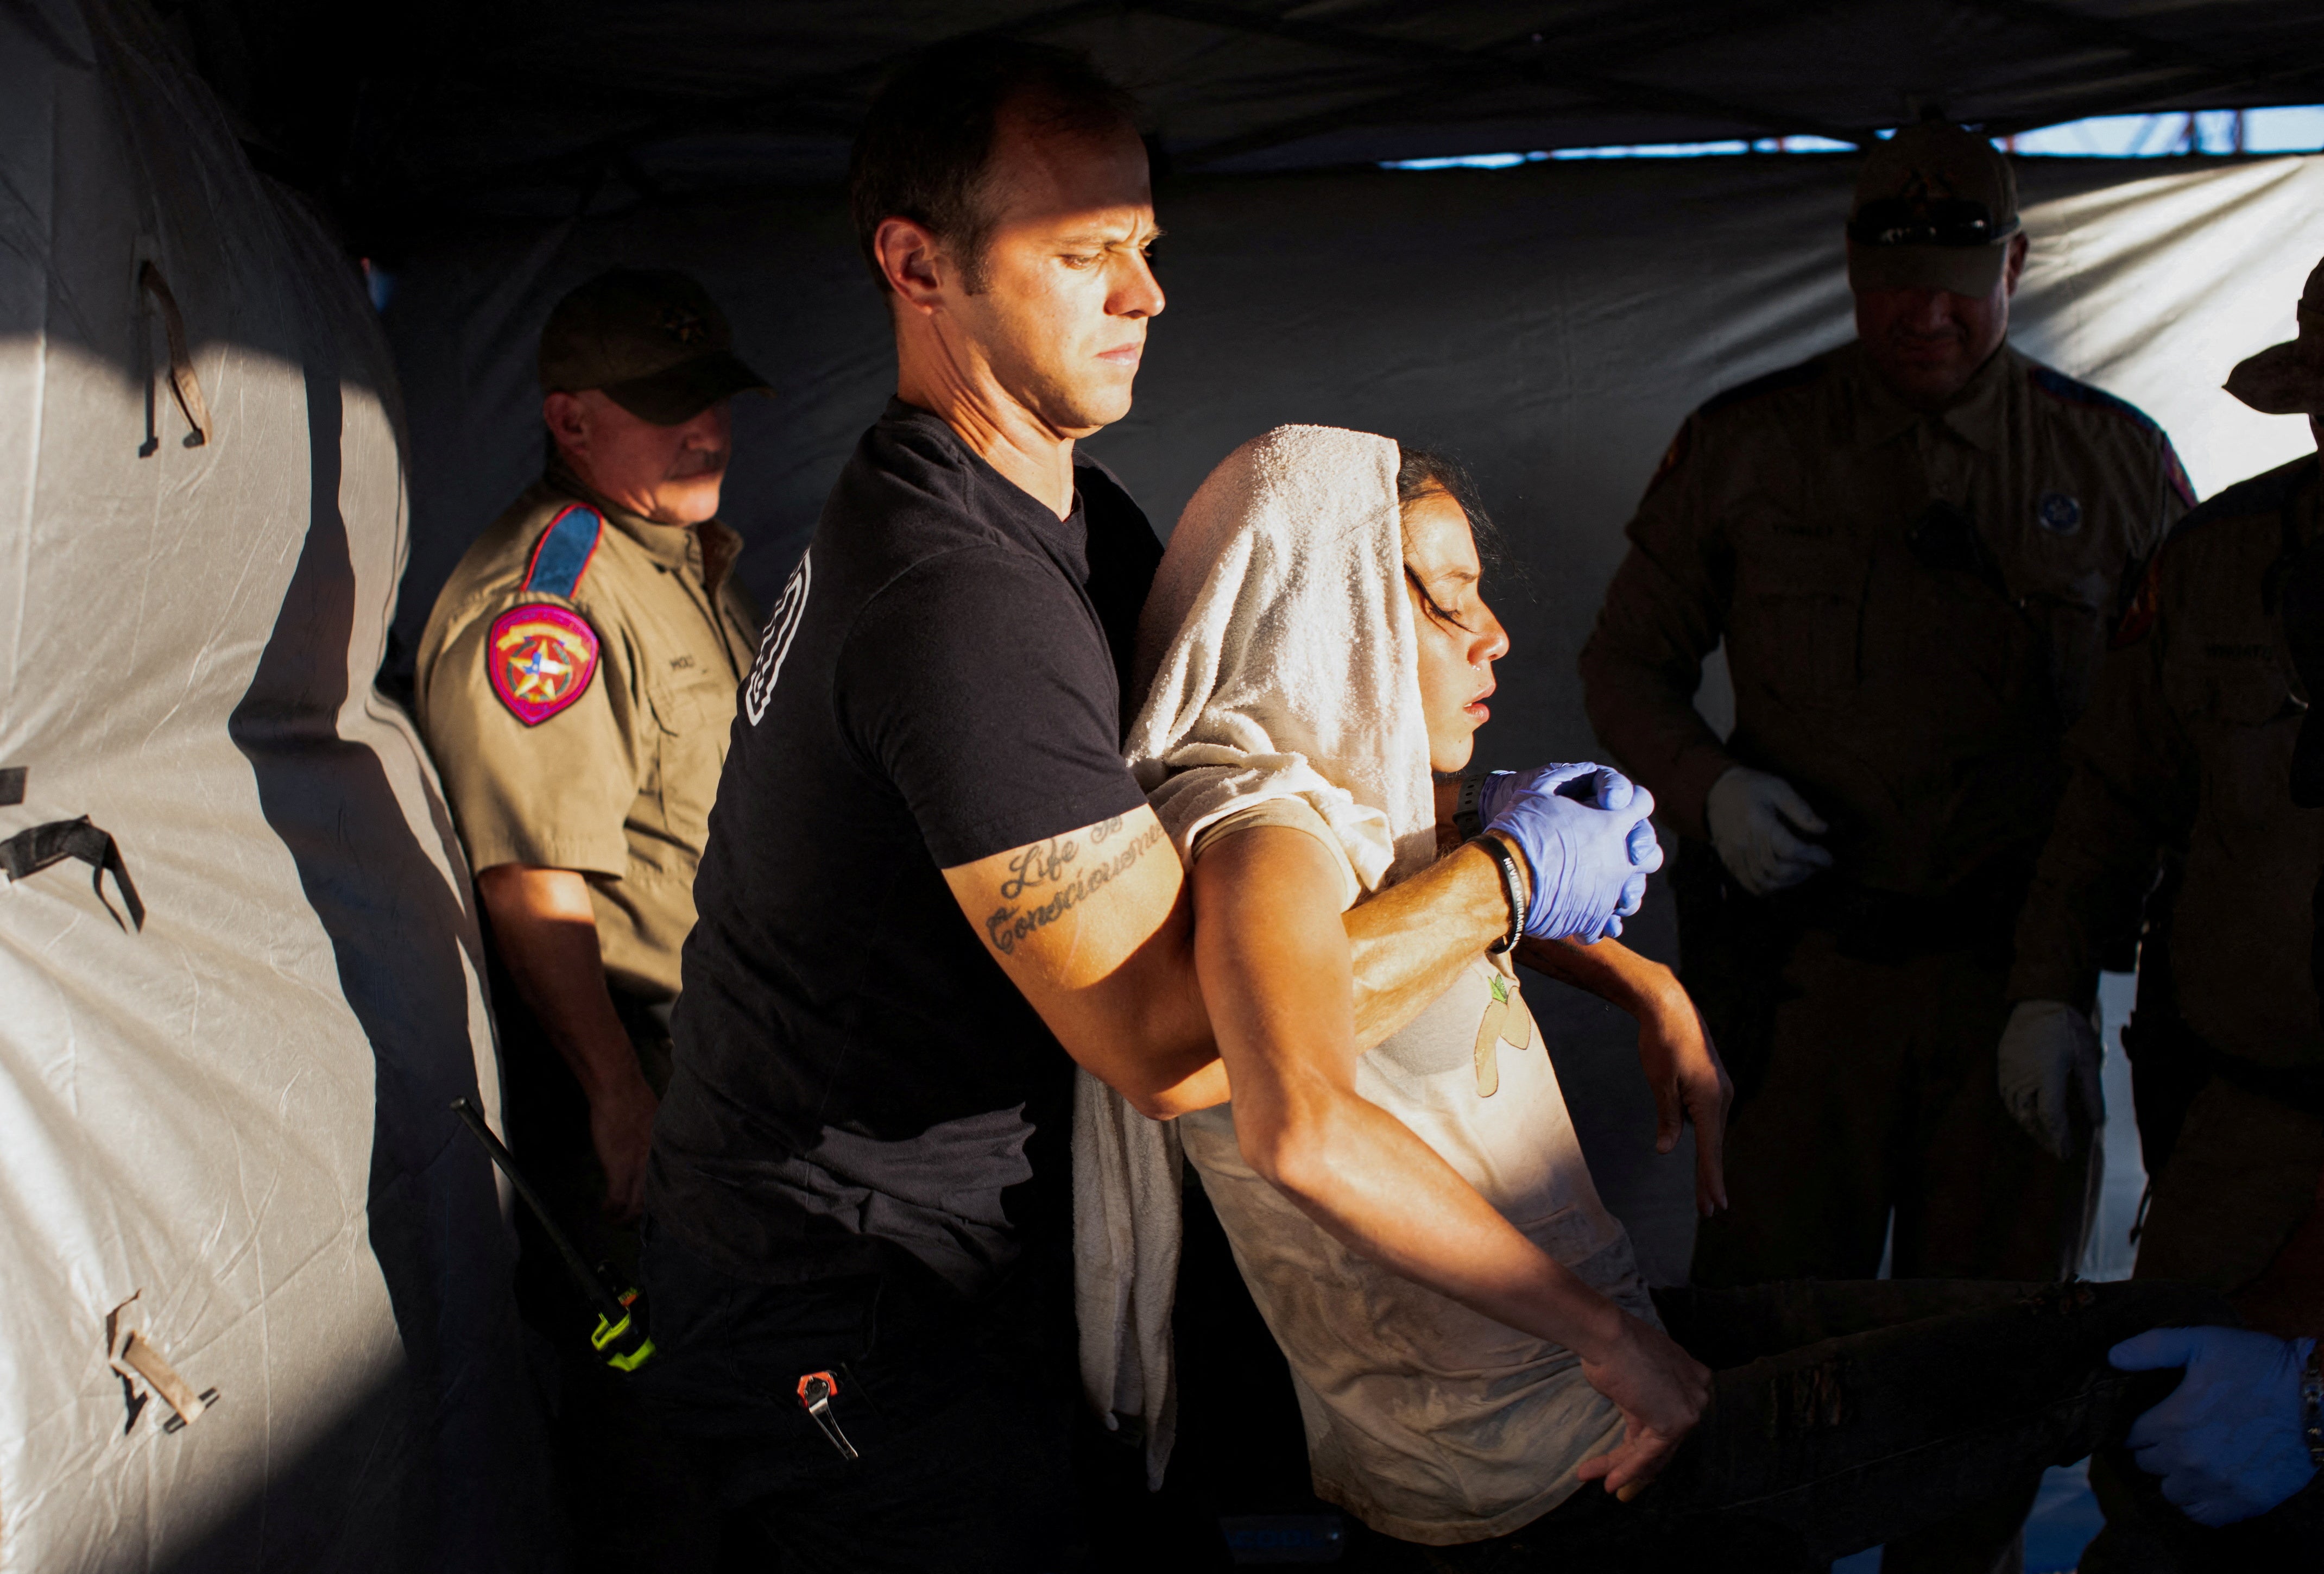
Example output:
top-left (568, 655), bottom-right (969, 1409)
top-left (2002, 231), bottom-right (2030, 297)
top-left (542, 389), bottom-right (588, 459)
top-left (875, 216), bottom-right (948, 314)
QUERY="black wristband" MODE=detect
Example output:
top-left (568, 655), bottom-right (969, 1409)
top-left (1453, 773), bottom-right (1487, 842)
top-left (1469, 834), bottom-right (1526, 955)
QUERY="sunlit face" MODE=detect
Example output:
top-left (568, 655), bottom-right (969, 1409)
top-left (933, 112), bottom-right (1165, 434)
top-left (1851, 232), bottom-right (2027, 410)
top-left (543, 388), bottom-right (731, 525)
top-left (1403, 488), bottom-right (1510, 775)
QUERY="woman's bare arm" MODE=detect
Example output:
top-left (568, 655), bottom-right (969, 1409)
top-left (1193, 824), bottom-right (1708, 1493)
top-left (1517, 935), bottom-right (1733, 1215)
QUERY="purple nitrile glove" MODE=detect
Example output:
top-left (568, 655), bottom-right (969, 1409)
top-left (2108, 1327), bottom-right (2318, 1527)
top-left (1478, 764), bottom-right (1664, 943)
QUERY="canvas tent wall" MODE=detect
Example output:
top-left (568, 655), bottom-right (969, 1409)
top-left (0, 2), bottom-right (544, 1569)
top-left (378, 148), bottom-right (2324, 1281)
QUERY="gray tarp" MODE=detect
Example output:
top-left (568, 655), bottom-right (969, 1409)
top-left (383, 149), bottom-right (2324, 1280)
top-left (165, 2), bottom-right (2324, 211)
top-left (0, 2), bottom-right (545, 1567)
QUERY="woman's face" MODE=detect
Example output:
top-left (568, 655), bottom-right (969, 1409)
top-left (1403, 488), bottom-right (1510, 774)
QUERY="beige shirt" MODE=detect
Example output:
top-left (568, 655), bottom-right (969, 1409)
top-left (415, 465), bottom-right (759, 1000)
top-left (1180, 799), bottom-right (1655, 1545)
top-left (1581, 342), bottom-right (2189, 895)
top-left (2012, 455), bottom-right (2323, 1068)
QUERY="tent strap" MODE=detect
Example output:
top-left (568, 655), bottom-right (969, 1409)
top-left (140, 260), bottom-right (212, 448)
top-left (2, 815), bottom-right (146, 930)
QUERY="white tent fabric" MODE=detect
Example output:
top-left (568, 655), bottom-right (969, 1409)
top-left (0, 2), bottom-right (544, 1569)
top-left (381, 150), bottom-right (2324, 1284)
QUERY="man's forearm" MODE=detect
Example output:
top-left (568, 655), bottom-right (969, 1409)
top-left (1344, 839), bottom-right (1516, 1049)
top-left (476, 865), bottom-right (646, 1103)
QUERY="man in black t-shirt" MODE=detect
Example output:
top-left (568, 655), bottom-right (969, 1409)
top-left (640, 41), bottom-right (1659, 1572)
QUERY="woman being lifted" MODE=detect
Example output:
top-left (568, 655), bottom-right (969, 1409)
top-left (1117, 426), bottom-right (2215, 1569)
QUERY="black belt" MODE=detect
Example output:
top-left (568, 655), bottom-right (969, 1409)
top-left (2208, 1051), bottom-right (2324, 1120)
top-left (1778, 865), bottom-right (2032, 968)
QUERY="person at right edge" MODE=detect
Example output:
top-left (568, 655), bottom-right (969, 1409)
top-left (1578, 121), bottom-right (2194, 1572)
top-left (2011, 260), bottom-right (2324, 1566)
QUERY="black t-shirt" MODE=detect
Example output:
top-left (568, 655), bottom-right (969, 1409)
top-left (650, 400), bottom-right (1162, 1292)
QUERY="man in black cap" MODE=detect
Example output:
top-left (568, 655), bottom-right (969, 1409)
top-left (1580, 121), bottom-right (2194, 1571)
top-left (414, 266), bottom-right (768, 1570)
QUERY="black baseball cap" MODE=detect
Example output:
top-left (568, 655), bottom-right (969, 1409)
top-left (538, 268), bottom-right (772, 425)
top-left (1846, 122), bottom-right (2022, 297)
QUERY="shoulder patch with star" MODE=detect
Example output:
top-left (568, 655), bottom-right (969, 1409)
top-left (487, 603), bottom-right (601, 725)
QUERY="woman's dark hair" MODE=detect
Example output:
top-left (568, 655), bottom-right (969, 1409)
top-left (1395, 448), bottom-right (1507, 570)
top-left (849, 40), bottom-right (1140, 294)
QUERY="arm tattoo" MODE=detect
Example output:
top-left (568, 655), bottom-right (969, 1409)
top-left (985, 820), bottom-right (1163, 956)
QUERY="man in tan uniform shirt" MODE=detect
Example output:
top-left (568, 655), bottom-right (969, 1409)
top-left (414, 268), bottom-right (762, 1570)
top-left (2011, 266), bottom-right (2324, 1568)
top-left (420, 267), bottom-right (762, 1231)
top-left (1579, 126), bottom-right (2192, 1570)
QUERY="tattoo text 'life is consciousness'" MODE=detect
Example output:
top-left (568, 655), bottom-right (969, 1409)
top-left (985, 818), bottom-right (1163, 955)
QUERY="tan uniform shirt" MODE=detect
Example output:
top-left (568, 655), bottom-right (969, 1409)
top-left (2011, 456), bottom-right (2324, 1069)
top-left (415, 464), bottom-right (759, 1001)
top-left (1580, 341), bottom-right (2191, 897)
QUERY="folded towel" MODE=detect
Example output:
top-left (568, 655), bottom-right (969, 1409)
top-left (1074, 424), bottom-right (1435, 1488)
top-left (1072, 1065), bottom-right (1183, 1490)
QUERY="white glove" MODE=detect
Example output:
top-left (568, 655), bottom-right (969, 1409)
top-left (1996, 999), bottom-right (2106, 1160)
top-left (1704, 767), bottom-right (1834, 896)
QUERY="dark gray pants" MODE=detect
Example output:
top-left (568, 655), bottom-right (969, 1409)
top-left (1416, 1279), bottom-right (2228, 1574)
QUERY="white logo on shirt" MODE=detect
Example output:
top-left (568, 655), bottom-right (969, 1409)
top-left (744, 547), bottom-right (812, 726)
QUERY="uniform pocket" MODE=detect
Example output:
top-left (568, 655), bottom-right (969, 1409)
top-left (1730, 528), bottom-right (1866, 708)
top-left (644, 668), bottom-right (736, 735)
top-left (643, 672), bottom-right (740, 848)
top-left (2022, 571), bottom-right (2108, 722)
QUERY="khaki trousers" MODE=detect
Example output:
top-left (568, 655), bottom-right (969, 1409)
top-left (1693, 928), bottom-right (2100, 1288)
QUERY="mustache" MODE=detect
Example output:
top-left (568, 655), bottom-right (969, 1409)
top-left (668, 448), bottom-right (729, 480)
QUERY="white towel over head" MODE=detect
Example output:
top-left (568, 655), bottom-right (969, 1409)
top-left (1127, 424), bottom-right (1437, 892)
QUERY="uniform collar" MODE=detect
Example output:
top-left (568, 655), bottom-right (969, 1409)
top-left (1849, 338), bottom-right (2013, 454)
top-left (544, 455), bottom-right (738, 590)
